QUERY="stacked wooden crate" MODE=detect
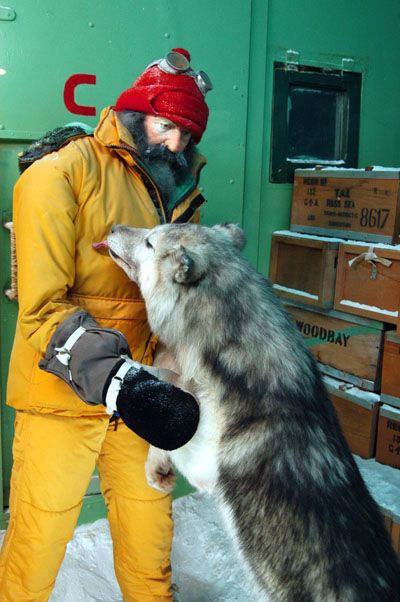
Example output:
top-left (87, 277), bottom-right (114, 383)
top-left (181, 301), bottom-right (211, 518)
top-left (270, 230), bottom-right (385, 459)
top-left (269, 166), bottom-right (400, 552)
top-left (269, 166), bottom-right (400, 466)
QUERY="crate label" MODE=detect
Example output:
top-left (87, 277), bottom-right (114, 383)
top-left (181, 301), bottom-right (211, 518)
top-left (379, 418), bottom-right (400, 467)
top-left (292, 177), bottom-right (399, 238)
top-left (295, 320), bottom-right (372, 348)
top-left (286, 304), bottom-right (382, 383)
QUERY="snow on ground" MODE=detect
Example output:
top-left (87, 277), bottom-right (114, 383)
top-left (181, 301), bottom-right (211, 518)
top-left (1, 456), bottom-right (399, 601)
top-left (49, 492), bottom-right (254, 602)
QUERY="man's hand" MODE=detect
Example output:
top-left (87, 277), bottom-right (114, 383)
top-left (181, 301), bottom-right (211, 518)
top-left (40, 311), bottom-right (199, 450)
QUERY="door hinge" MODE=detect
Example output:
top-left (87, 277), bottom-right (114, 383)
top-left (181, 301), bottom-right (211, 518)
top-left (0, 6), bottom-right (16, 21)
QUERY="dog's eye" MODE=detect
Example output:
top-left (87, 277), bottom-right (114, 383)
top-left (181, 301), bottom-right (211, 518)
top-left (145, 239), bottom-right (153, 249)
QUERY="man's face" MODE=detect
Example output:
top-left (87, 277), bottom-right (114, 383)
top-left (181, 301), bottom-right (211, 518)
top-left (143, 115), bottom-right (191, 154)
top-left (116, 110), bottom-right (196, 195)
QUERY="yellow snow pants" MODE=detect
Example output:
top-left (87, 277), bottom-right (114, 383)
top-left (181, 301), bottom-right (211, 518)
top-left (0, 411), bottom-right (173, 602)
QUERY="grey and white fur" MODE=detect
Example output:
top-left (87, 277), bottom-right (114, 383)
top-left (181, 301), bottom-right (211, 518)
top-left (107, 222), bottom-right (400, 602)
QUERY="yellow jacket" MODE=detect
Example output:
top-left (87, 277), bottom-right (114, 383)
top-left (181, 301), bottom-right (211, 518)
top-left (7, 107), bottom-right (206, 415)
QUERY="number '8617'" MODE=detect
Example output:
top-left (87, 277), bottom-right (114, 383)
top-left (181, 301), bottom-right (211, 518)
top-left (360, 207), bottom-right (390, 229)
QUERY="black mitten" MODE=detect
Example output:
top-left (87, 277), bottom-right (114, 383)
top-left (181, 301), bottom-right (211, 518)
top-left (114, 368), bottom-right (199, 450)
top-left (40, 310), bottom-right (199, 449)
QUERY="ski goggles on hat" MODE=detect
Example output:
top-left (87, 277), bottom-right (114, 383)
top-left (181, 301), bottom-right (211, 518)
top-left (148, 50), bottom-right (213, 97)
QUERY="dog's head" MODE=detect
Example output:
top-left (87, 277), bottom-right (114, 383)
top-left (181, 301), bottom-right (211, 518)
top-left (106, 222), bottom-right (246, 293)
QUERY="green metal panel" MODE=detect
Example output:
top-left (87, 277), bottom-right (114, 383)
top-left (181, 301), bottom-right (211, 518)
top-left (0, 0), bottom-right (252, 227)
top-left (241, 0), bottom-right (269, 266)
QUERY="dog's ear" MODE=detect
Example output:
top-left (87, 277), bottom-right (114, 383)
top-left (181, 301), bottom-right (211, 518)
top-left (172, 245), bottom-right (204, 284)
top-left (212, 223), bottom-right (246, 250)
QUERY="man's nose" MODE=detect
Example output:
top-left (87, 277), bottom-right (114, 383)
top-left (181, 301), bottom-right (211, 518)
top-left (164, 130), bottom-right (186, 153)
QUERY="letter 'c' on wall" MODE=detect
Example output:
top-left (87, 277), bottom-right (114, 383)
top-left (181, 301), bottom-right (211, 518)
top-left (64, 74), bottom-right (96, 116)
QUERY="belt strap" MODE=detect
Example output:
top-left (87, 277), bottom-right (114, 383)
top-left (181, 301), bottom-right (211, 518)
top-left (104, 360), bottom-right (133, 415)
top-left (54, 326), bottom-right (86, 366)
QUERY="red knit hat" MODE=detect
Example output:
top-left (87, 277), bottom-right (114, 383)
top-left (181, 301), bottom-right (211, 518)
top-left (114, 48), bottom-right (210, 144)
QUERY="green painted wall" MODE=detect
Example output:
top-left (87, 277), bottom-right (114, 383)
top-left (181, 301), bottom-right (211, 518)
top-left (1, 0), bottom-right (400, 524)
top-left (0, 0), bottom-right (252, 227)
top-left (257, 0), bottom-right (400, 275)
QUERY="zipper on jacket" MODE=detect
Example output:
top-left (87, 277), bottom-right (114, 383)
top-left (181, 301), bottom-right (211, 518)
top-left (109, 144), bottom-right (167, 223)
top-left (172, 193), bottom-right (206, 224)
top-left (110, 142), bottom-right (206, 224)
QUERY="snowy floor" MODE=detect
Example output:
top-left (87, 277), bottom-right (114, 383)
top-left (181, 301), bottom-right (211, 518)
top-left (50, 492), bottom-right (253, 602)
top-left (1, 456), bottom-right (399, 601)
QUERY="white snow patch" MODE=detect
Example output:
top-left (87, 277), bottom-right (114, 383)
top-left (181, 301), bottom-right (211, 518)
top-left (338, 299), bottom-right (398, 318)
top-left (171, 493), bottom-right (254, 601)
top-left (50, 520), bottom-right (120, 602)
top-left (341, 239), bottom-right (400, 251)
top-left (296, 166), bottom-right (400, 173)
top-left (273, 283), bottom-right (319, 300)
top-left (354, 456), bottom-right (400, 519)
top-left (275, 229), bottom-right (346, 244)
top-left (288, 158), bottom-right (345, 164)
top-left (277, 229), bottom-right (400, 250)
top-left (380, 403), bottom-right (400, 421)
top-left (323, 374), bottom-right (381, 404)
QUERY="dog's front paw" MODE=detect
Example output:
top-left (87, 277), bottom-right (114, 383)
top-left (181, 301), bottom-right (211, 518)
top-left (146, 462), bottom-right (177, 493)
top-left (146, 446), bottom-right (176, 493)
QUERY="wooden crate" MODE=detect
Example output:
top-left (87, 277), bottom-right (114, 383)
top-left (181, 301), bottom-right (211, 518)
top-left (269, 231), bottom-right (338, 308)
top-left (381, 331), bottom-right (400, 409)
top-left (391, 514), bottom-right (400, 554)
top-left (376, 404), bottom-right (400, 469)
top-left (334, 242), bottom-right (400, 325)
top-left (291, 167), bottom-right (400, 244)
top-left (285, 302), bottom-right (385, 391)
top-left (380, 509), bottom-right (400, 555)
top-left (325, 379), bottom-right (380, 458)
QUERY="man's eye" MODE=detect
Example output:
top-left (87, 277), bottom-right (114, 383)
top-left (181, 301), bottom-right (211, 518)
top-left (155, 122), bottom-right (170, 133)
top-left (145, 239), bottom-right (153, 249)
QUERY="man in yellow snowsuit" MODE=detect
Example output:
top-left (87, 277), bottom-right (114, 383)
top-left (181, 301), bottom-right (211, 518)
top-left (0, 47), bottom-right (211, 601)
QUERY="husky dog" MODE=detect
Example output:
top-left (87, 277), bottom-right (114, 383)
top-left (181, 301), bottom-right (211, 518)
top-left (107, 222), bottom-right (400, 602)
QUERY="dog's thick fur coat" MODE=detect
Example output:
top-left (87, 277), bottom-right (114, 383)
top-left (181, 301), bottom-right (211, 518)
top-left (108, 222), bottom-right (400, 602)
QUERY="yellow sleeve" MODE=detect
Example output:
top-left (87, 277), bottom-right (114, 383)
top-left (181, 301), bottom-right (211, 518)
top-left (191, 207), bottom-right (201, 223)
top-left (13, 147), bottom-right (83, 355)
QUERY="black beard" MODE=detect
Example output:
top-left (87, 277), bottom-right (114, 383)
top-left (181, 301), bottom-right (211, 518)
top-left (116, 111), bottom-right (196, 202)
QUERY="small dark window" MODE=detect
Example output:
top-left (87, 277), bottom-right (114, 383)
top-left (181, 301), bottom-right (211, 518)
top-left (270, 63), bottom-right (361, 183)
